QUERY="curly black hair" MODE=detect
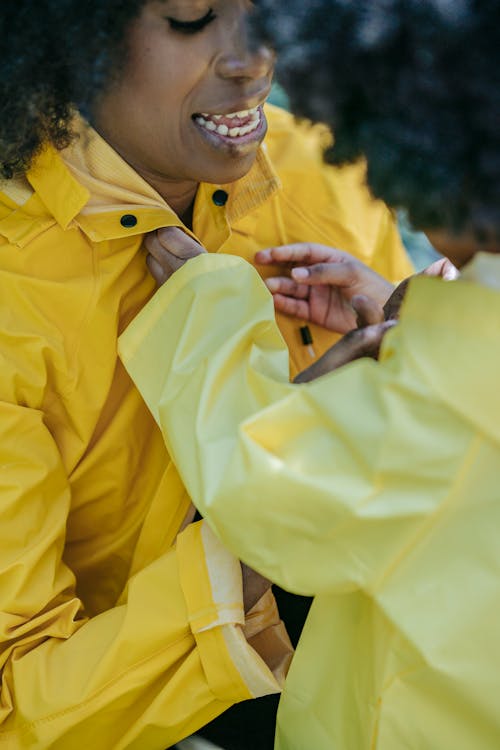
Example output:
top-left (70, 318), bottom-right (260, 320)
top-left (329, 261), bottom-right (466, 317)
top-left (253, 0), bottom-right (500, 234)
top-left (0, 0), bottom-right (147, 179)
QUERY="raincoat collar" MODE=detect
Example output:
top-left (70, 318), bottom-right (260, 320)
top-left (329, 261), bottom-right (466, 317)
top-left (23, 115), bottom-right (281, 245)
top-left (28, 146), bottom-right (90, 229)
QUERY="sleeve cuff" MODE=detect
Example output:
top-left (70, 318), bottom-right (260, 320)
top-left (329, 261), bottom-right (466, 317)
top-left (176, 522), bottom-right (293, 700)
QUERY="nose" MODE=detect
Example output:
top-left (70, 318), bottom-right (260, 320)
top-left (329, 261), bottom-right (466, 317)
top-left (215, 8), bottom-right (275, 82)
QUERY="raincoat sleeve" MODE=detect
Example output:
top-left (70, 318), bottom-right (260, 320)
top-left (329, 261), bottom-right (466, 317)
top-left (119, 252), bottom-right (472, 596)
top-left (0, 406), bottom-right (289, 747)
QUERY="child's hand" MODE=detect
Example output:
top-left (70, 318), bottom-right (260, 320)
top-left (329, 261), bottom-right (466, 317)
top-left (294, 320), bottom-right (397, 383)
top-left (256, 243), bottom-right (393, 333)
top-left (383, 257), bottom-right (459, 320)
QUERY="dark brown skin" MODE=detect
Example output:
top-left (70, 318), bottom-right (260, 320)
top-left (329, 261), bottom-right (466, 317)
top-left (256, 243), bottom-right (394, 334)
top-left (145, 226), bottom-right (206, 280)
top-left (425, 230), bottom-right (500, 269)
top-left (293, 257), bottom-right (460, 381)
top-left (294, 319), bottom-right (397, 383)
top-left (92, 0), bottom-right (274, 223)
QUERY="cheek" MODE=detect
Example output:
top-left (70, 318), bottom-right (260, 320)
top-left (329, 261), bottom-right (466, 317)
top-left (131, 53), bottom-right (206, 134)
top-left (424, 231), bottom-right (474, 268)
top-left (122, 9), bottom-right (214, 123)
top-left (425, 231), bottom-right (500, 269)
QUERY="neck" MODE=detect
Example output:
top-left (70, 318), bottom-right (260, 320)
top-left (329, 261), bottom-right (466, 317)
top-left (161, 183), bottom-right (197, 230)
top-left (87, 118), bottom-right (199, 228)
top-left (137, 170), bottom-right (198, 229)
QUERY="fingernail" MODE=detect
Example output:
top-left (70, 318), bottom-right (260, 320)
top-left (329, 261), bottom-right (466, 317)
top-left (291, 267), bottom-right (308, 280)
top-left (265, 278), bottom-right (278, 291)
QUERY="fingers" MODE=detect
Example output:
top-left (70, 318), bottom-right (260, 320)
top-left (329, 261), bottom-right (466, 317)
top-left (147, 226), bottom-right (206, 262)
top-left (263, 259), bottom-right (358, 294)
top-left (422, 257), bottom-right (459, 280)
top-left (291, 261), bottom-right (357, 287)
top-left (146, 253), bottom-right (170, 286)
top-left (294, 321), bottom-right (397, 383)
top-left (383, 278), bottom-right (411, 321)
top-left (255, 243), bottom-right (346, 267)
top-left (265, 276), bottom-right (312, 320)
top-left (351, 294), bottom-right (385, 327)
top-left (145, 226), bottom-right (206, 285)
top-left (272, 293), bottom-right (311, 320)
top-left (265, 276), bottom-right (310, 299)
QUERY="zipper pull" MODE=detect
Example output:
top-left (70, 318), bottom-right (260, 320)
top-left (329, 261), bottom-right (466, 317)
top-left (300, 325), bottom-right (315, 359)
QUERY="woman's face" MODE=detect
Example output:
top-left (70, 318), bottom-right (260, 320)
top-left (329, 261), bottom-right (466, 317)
top-left (92, 0), bottom-right (274, 195)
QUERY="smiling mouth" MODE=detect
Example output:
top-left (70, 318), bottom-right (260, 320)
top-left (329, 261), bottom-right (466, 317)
top-left (192, 106), bottom-right (262, 139)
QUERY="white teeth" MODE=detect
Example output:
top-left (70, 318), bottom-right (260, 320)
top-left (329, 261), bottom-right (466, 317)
top-left (226, 109), bottom-right (251, 119)
top-left (198, 106), bottom-right (259, 121)
top-left (195, 109), bottom-right (261, 138)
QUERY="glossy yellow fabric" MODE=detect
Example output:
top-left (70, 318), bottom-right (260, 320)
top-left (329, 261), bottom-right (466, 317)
top-left (121, 251), bottom-right (500, 750)
top-left (0, 104), bottom-right (408, 747)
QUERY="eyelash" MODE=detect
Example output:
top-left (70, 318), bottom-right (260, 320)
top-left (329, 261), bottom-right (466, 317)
top-left (167, 8), bottom-right (216, 34)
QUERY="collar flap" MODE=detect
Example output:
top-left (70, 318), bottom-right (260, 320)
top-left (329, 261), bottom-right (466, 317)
top-left (27, 147), bottom-right (89, 229)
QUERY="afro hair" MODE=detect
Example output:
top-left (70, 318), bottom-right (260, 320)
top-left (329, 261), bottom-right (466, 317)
top-left (0, 0), bottom-right (146, 178)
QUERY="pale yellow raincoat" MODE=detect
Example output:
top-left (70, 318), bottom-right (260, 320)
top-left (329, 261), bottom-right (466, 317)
top-left (121, 251), bottom-right (500, 750)
top-left (0, 104), bottom-right (410, 747)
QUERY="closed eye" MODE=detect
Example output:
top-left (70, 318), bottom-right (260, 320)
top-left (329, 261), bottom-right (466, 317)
top-left (167, 8), bottom-right (216, 34)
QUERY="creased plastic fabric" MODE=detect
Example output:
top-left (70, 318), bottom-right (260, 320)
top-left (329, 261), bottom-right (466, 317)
top-left (0, 102), bottom-right (408, 748)
top-left (0, 134), bottom-right (291, 747)
top-left (121, 252), bottom-right (500, 750)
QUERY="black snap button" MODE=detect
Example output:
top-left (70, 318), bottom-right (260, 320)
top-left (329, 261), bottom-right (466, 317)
top-left (212, 189), bottom-right (228, 207)
top-left (120, 214), bottom-right (138, 228)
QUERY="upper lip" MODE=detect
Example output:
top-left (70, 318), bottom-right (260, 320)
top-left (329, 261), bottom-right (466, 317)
top-left (194, 86), bottom-right (271, 118)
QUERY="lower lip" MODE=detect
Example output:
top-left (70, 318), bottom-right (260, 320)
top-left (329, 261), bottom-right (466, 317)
top-left (192, 106), bottom-right (267, 154)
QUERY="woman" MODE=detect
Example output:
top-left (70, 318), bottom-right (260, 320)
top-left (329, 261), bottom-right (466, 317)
top-left (0, 1), bottom-right (410, 748)
top-left (121, 1), bottom-right (500, 749)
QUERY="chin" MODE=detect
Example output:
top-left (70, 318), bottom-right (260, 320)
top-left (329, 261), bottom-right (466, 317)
top-left (200, 152), bottom-right (260, 185)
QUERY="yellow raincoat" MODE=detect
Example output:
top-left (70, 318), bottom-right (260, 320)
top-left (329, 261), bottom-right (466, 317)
top-left (121, 251), bottom-right (500, 750)
top-left (0, 104), bottom-right (409, 748)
